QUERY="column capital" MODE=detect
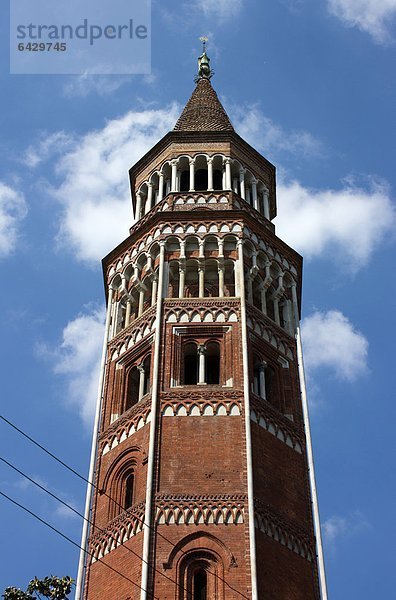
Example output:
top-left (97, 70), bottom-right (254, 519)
top-left (147, 181), bottom-right (153, 189)
top-left (189, 157), bottom-right (196, 165)
top-left (198, 344), bottom-right (206, 355)
top-left (224, 157), bottom-right (232, 165)
top-left (159, 171), bottom-right (164, 179)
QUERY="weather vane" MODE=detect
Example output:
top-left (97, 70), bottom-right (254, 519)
top-left (196, 35), bottom-right (213, 81)
top-left (199, 35), bottom-right (209, 53)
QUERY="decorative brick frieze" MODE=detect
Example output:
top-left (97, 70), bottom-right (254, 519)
top-left (100, 399), bottom-right (152, 456)
top-left (108, 312), bottom-right (156, 362)
top-left (254, 500), bottom-right (314, 562)
top-left (155, 493), bottom-right (246, 526)
top-left (89, 500), bottom-right (146, 563)
top-left (247, 304), bottom-right (296, 360)
top-left (250, 399), bottom-right (304, 455)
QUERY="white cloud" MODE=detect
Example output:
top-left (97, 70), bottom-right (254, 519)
top-left (190, 0), bottom-right (243, 20)
top-left (0, 182), bottom-right (27, 258)
top-left (301, 310), bottom-right (368, 381)
top-left (232, 105), bottom-right (324, 159)
top-left (327, 0), bottom-right (396, 43)
top-left (323, 511), bottom-right (369, 547)
top-left (23, 132), bottom-right (74, 168)
top-left (48, 105), bottom-right (180, 263)
top-left (63, 74), bottom-right (133, 98)
top-left (39, 305), bottom-right (105, 425)
top-left (276, 178), bottom-right (395, 270)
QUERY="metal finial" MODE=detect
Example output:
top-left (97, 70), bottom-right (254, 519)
top-left (199, 35), bottom-right (208, 53)
top-left (196, 36), bottom-right (214, 82)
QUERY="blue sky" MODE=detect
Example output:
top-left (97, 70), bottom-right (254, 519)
top-left (0, 0), bottom-right (395, 597)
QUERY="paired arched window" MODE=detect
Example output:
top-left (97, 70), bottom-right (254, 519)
top-left (253, 358), bottom-right (275, 403)
top-left (125, 354), bottom-right (151, 412)
top-left (182, 342), bottom-right (220, 386)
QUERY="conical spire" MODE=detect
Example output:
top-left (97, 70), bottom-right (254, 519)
top-left (174, 42), bottom-right (234, 133)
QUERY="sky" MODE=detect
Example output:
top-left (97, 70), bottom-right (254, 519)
top-left (0, 0), bottom-right (395, 597)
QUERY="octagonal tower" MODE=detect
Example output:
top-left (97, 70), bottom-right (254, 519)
top-left (78, 50), bottom-right (327, 600)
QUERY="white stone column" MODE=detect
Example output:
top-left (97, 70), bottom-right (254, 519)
top-left (151, 276), bottom-right (158, 307)
top-left (138, 289), bottom-right (145, 317)
top-left (218, 261), bottom-right (224, 297)
top-left (189, 158), bottom-right (195, 192)
top-left (198, 264), bottom-right (205, 297)
top-left (198, 345), bottom-right (206, 385)
top-left (179, 265), bottom-right (185, 299)
top-left (291, 283), bottom-right (299, 331)
top-left (236, 238), bottom-right (259, 600)
top-left (273, 298), bottom-right (280, 325)
top-left (233, 177), bottom-right (239, 194)
top-left (135, 192), bottom-right (142, 221)
top-left (146, 182), bottom-right (153, 212)
top-left (180, 240), bottom-right (186, 259)
top-left (251, 179), bottom-right (258, 211)
top-left (247, 275), bottom-right (253, 304)
top-left (240, 168), bottom-right (246, 200)
top-left (125, 300), bottom-right (132, 327)
top-left (207, 157), bottom-right (214, 191)
top-left (171, 160), bottom-right (178, 192)
top-left (158, 172), bottom-right (164, 202)
top-left (75, 284), bottom-right (115, 600)
top-left (218, 239), bottom-right (224, 257)
top-left (138, 364), bottom-right (146, 401)
top-left (263, 186), bottom-right (270, 219)
top-left (260, 288), bottom-right (267, 315)
top-left (140, 241), bottom-right (166, 600)
top-left (225, 158), bottom-right (232, 190)
top-left (259, 364), bottom-right (267, 400)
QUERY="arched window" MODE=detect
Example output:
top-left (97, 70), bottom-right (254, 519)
top-left (183, 343), bottom-right (198, 385)
top-left (206, 342), bottom-right (220, 385)
top-left (193, 568), bottom-right (207, 600)
top-left (265, 365), bottom-right (275, 401)
top-left (195, 169), bottom-right (208, 191)
top-left (124, 472), bottom-right (134, 510)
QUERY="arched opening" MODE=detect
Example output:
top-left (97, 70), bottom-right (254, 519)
top-left (265, 365), bottom-right (275, 402)
top-left (124, 472), bottom-right (134, 510)
top-left (206, 342), bottom-right (220, 385)
top-left (213, 169), bottom-right (223, 191)
top-left (204, 260), bottom-right (219, 297)
top-left (183, 343), bottom-right (198, 385)
top-left (180, 170), bottom-right (190, 192)
top-left (195, 169), bottom-right (208, 191)
top-left (193, 568), bottom-right (207, 600)
top-left (143, 355), bottom-right (151, 396)
top-left (126, 366), bottom-right (139, 411)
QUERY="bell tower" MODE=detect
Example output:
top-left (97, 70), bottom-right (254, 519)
top-left (78, 48), bottom-right (327, 600)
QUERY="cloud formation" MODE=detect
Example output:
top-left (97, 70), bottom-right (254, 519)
top-left (327, 0), bottom-right (396, 43)
top-left (39, 305), bottom-right (105, 425)
top-left (276, 179), bottom-right (395, 270)
top-left (233, 105), bottom-right (324, 159)
top-left (49, 105), bottom-right (180, 263)
top-left (191, 0), bottom-right (243, 21)
top-left (323, 511), bottom-right (369, 547)
top-left (301, 310), bottom-right (368, 381)
top-left (0, 182), bottom-right (27, 258)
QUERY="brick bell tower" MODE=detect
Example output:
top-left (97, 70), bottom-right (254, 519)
top-left (77, 47), bottom-right (327, 600)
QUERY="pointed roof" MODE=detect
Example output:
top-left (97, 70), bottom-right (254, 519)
top-left (174, 77), bottom-right (234, 133)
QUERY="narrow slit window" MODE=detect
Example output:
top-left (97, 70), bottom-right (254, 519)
top-left (124, 473), bottom-right (134, 510)
top-left (193, 568), bottom-right (207, 600)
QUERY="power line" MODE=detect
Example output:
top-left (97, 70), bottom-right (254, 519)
top-left (0, 413), bottom-right (250, 599)
top-left (0, 455), bottom-right (191, 600)
top-left (0, 489), bottom-right (159, 600)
